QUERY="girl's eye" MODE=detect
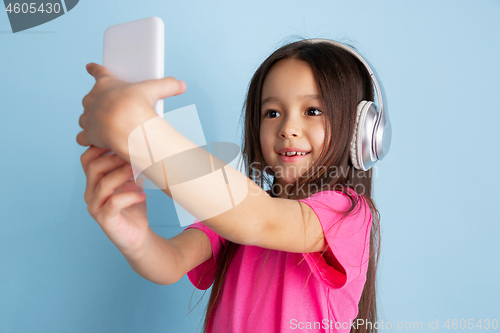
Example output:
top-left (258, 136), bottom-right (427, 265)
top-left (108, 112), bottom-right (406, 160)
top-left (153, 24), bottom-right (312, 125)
top-left (265, 110), bottom-right (281, 118)
top-left (306, 108), bottom-right (323, 116)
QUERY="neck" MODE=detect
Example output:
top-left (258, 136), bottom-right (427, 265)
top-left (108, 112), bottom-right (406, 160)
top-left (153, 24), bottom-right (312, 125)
top-left (271, 177), bottom-right (292, 198)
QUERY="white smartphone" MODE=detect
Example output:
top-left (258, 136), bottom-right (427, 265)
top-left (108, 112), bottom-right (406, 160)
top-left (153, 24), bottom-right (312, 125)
top-left (101, 16), bottom-right (165, 159)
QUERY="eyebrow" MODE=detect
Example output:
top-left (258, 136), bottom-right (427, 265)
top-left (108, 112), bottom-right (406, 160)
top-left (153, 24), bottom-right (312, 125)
top-left (261, 94), bottom-right (320, 106)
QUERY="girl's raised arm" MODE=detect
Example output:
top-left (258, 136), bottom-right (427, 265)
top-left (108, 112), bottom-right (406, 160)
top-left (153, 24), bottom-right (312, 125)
top-left (77, 63), bottom-right (326, 254)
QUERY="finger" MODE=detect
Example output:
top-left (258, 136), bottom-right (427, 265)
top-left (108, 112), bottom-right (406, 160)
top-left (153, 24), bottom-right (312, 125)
top-left (78, 113), bottom-right (84, 129)
top-left (84, 153), bottom-right (128, 203)
top-left (80, 145), bottom-right (114, 177)
top-left (80, 145), bottom-right (112, 171)
top-left (76, 131), bottom-right (91, 147)
top-left (176, 80), bottom-right (187, 95)
top-left (82, 93), bottom-right (90, 108)
top-left (137, 77), bottom-right (186, 106)
top-left (94, 190), bottom-right (146, 228)
top-left (86, 62), bottom-right (113, 81)
top-left (88, 163), bottom-right (135, 213)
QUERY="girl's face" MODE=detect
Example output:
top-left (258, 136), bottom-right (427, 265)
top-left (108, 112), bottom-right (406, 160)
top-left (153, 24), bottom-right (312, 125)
top-left (260, 58), bottom-right (326, 188)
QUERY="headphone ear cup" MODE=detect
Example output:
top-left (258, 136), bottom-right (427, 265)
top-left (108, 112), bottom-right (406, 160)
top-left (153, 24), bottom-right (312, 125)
top-left (350, 101), bottom-right (371, 170)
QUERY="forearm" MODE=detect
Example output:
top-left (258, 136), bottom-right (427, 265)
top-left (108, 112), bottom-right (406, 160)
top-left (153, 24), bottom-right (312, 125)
top-left (123, 228), bottom-right (183, 285)
top-left (111, 104), bottom-right (271, 246)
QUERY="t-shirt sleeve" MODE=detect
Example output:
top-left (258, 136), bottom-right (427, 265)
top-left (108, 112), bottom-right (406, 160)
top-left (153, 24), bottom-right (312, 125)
top-left (182, 219), bottom-right (228, 290)
top-left (298, 189), bottom-right (372, 290)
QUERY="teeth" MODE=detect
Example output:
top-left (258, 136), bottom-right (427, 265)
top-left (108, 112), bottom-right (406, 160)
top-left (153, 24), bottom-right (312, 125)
top-left (279, 151), bottom-right (309, 156)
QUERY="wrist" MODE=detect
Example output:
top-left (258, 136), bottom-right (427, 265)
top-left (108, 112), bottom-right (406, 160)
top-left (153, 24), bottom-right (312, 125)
top-left (121, 227), bottom-right (156, 261)
top-left (109, 100), bottom-right (159, 164)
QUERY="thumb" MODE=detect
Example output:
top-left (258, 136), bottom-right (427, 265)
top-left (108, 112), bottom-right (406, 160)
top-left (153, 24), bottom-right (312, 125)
top-left (86, 62), bottom-right (113, 81)
top-left (137, 77), bottom-right (187, 105)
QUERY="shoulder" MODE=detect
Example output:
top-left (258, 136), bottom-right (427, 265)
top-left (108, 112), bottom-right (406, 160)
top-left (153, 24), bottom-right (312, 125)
top-left (298, 188), bottom-right (368, 214)
top-left (184, 220), bottom-right (228, 245)
top-left (182, 220), bottom-right (228, 289)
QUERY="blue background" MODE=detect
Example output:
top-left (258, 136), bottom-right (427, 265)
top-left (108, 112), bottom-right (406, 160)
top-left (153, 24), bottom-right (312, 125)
top-left (1, 0), bottom-right (499, 332)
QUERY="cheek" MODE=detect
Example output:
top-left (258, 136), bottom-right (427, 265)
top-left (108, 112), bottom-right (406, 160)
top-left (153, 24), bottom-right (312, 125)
top-left (259, 125), bottom-right (271, 146)
top-left (313, 124), bottom-right (327, 152)
top-left (259, 129), bottom-right (271, 159)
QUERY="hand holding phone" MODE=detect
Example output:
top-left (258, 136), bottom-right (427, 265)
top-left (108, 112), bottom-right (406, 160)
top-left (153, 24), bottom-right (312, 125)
top-left (101, 16), bottom-right (165, 158)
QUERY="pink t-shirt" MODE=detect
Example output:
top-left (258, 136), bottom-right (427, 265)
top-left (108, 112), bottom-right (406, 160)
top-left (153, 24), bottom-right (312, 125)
top-left (183, 189), bottom-right (372, 332)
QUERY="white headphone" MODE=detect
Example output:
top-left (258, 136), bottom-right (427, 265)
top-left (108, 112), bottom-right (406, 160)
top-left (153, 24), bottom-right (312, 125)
top-left (307, 39), bottom-right (392, 171)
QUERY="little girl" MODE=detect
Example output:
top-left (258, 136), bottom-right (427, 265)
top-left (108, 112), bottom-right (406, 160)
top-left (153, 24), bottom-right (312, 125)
top-left (78, 38), bottom-right (384, 333)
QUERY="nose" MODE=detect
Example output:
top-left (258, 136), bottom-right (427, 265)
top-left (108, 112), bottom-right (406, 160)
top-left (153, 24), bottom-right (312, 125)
top-left (279, 115), bottom-right (301, 138)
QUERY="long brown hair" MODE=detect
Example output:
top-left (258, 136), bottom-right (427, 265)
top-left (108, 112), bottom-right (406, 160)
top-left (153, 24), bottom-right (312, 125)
top-left (190, 38), bottom-right (381, 333)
